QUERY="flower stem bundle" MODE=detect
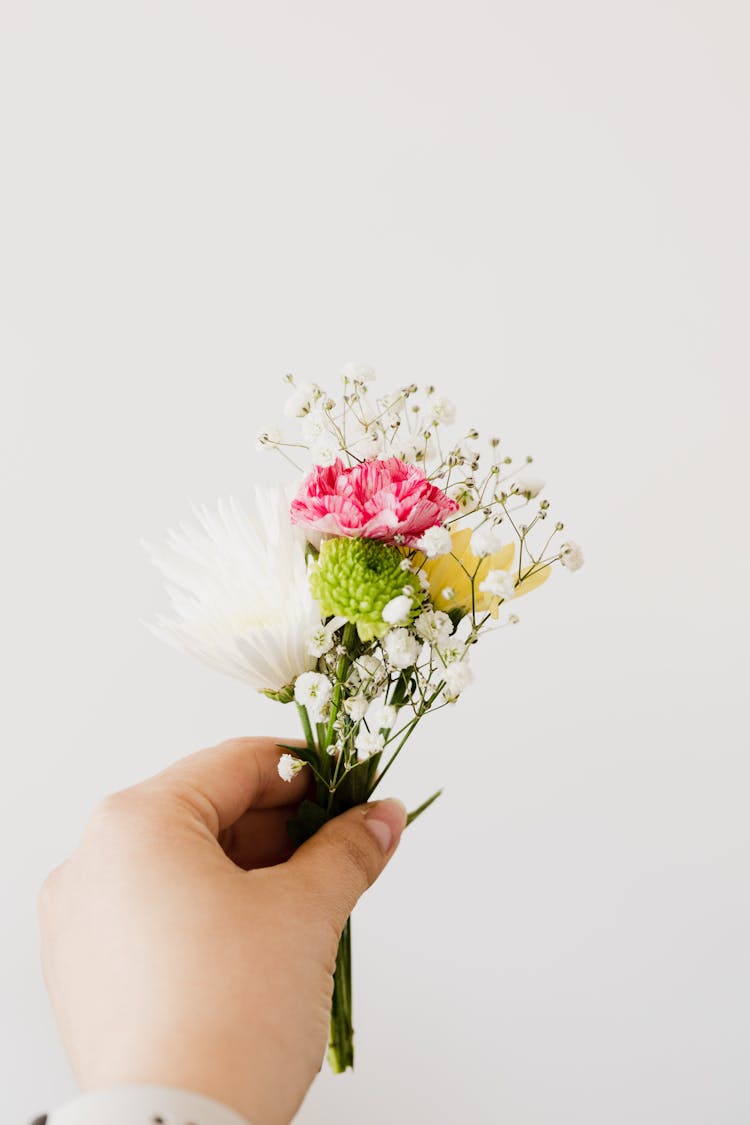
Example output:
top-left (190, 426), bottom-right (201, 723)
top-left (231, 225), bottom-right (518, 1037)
top-left (148, 364), bottom-right (583, 1073)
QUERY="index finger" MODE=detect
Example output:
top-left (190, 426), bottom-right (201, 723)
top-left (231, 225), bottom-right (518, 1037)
top-left (145, 736), bottom-right (311, 835)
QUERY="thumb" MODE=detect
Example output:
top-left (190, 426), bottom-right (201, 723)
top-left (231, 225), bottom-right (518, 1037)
top-left (285, 798), bottom-right (408, 933)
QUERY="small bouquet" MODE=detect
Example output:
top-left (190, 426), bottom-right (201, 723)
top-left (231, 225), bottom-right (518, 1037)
top-left (148, 365), bottom-right (583, 1073)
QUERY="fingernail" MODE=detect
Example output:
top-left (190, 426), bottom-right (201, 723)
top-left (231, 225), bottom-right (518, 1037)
top-left (365, 798), bottom-right (408, 853)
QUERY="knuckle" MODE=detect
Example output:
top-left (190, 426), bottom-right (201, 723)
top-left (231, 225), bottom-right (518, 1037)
top-left (85, 786), bottom-right (159, 851)
top-left (172, 782), bottom-right (220, 833)
top-left (92, 787), bottom-right (138, 821)
top-left (216, 735), bottom-right (259, 754)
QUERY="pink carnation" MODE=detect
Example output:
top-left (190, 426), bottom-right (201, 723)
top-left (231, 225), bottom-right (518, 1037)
top-left (290, 457), bottom-right (458, 546)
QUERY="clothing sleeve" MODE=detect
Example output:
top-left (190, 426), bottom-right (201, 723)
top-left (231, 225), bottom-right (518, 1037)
top-left (41, 1086), bottom-right (251, 1125)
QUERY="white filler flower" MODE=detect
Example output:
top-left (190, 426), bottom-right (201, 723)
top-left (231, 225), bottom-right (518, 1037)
top-left (442, 660), bottom-right (472, 700)
top-left (311, 435), bottom-right (341, 466)
top-left (427, 393), bottom-right (456, 426)
top-left (515, 475), bottom-right (545, 499)
top-left (469, 524), bottom-right (505, 558)
top-left (344, 694), bottom-right (369, 722)
top-left (284, 380), bottom-right (316, 417)
top-left (256, 426), bottom-right (281, 451)
top-left (277, 753), bottom-right (305, 783)
top-left (341, 361), bottom-right (375, 382)
top-left (416, 525), bottom-right (452, 558)
top-left (294, 671), bottom-right (333, 718)
top-left (301, 410), bottom-right (329, 443)
top-left (382, 594), bottom-right (413, 626)
top-left (306, 617), bottom-right (346, 658)
top-left (383, 629), bottom-right (421, 670)
top-left (560, 541), bottom-right (585, 571)
top-left (366, 699), bottom-right (397, 730)
top-left (355, 729), bottom-right (385, 760)
top-left (146, 487), bottom-right (321, 694)
top-left (478, 569), bottom-right (516, 601)
top-left (414, 609), bottom-right (454, 647)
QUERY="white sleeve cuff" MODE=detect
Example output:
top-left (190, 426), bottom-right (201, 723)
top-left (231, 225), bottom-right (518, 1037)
top-left (46, 1086), bottom-right (251, 1125)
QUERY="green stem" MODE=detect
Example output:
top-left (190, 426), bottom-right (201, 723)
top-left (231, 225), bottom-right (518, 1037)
top-left (325, 622), bottom-right (358, 750)
top-left (366, 714), bottom-right (421, 798)
top-left (296, 703), bottom-right (316, 751)
top-left (367, 687), bottom-right (443, 800)
top-left (328, 917), bottom-right (354, 1073)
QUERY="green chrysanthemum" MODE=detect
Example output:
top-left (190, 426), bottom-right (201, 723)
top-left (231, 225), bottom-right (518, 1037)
top-left (309, 537), bottom-right (421, 641)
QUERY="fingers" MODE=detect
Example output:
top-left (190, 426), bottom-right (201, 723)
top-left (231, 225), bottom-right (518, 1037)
top-left (143, 737), bottom-right (310, 835)
top-left (285, 798), bottom-right (407, 934)
top-left (220, 807), bottom-right (301, 869)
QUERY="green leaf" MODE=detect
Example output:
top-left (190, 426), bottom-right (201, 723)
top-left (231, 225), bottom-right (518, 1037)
top-left (331, 752), bottom-right (383, 813)
top-left (286, 799), bottom-right (329, 847)
top-left (406, 788), bottom-right (443, 826)
top-left (276, 742), bottom-right (319, 770)
top-left (447, 608), bottom-right (466, 631)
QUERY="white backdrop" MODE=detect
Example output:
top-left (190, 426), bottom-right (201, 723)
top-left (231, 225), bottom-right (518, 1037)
top-left (2, 2), bottom-right (748, 1122)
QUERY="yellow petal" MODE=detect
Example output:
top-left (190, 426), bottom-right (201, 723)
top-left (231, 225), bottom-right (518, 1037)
top-left (514, 563), bottom-right (551, 598)
top-left (416, 530), bottom-right (553, 619)
top-left (419, 531), bottom-right (516, 615)
top-left (482, 562), bottom-right (552, 618)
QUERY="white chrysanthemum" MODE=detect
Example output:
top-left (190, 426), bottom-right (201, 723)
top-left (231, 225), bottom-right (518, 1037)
top-left (355, 729), bottom-right (385, 759)
top-left (382, 594), bottom-right (413, 626)
top-left (478, 569), bottom-right (516, 601)
top-left (414, 609), bottom-right (454, 647)
top-left (146, 488), bottom-right (321, 694)
top-left (383, 628), bottom-right (421, 670)
top-left (294, 671), bottom-right (333, 717)
top-left (515, 475), bottom-right (545, 499)
top-left (560, 541), bottom-right (585, 571)
top-left (278, 753), bottom-right (305, 783)
top-left (366, 699), bottom-right (397, 731)
top-left (470, 524), bottom-right (505, 558)
top-left (442, 659), bottom-right (472, 700)
top-left (416, 525), bottom-right (452, 558)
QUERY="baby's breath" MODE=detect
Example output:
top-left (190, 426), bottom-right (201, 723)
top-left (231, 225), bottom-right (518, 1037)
top-left (260, 366), bottom-right (581, 807)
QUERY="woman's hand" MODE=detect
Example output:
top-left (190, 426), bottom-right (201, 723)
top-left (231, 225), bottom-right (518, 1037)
top-left (39, 737), bottom-right (406, 1125)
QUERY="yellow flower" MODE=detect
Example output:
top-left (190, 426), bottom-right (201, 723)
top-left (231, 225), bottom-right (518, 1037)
top-left (416, 528), bottom-right (550, 618)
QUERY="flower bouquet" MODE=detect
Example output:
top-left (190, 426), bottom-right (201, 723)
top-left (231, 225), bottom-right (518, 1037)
top-left (147, 365), bottom-right (583, 1073)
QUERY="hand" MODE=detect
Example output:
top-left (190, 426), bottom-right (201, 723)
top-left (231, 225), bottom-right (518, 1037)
top-left (39, 737), bottom-right (407, 1125)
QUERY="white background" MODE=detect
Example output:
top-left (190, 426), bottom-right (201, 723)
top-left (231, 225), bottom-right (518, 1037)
top-left (2, 2), bottom-right (748, 1121)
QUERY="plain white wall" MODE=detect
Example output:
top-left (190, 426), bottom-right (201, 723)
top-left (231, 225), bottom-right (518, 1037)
top-left (2, 2), bottom-right (748, 1121)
